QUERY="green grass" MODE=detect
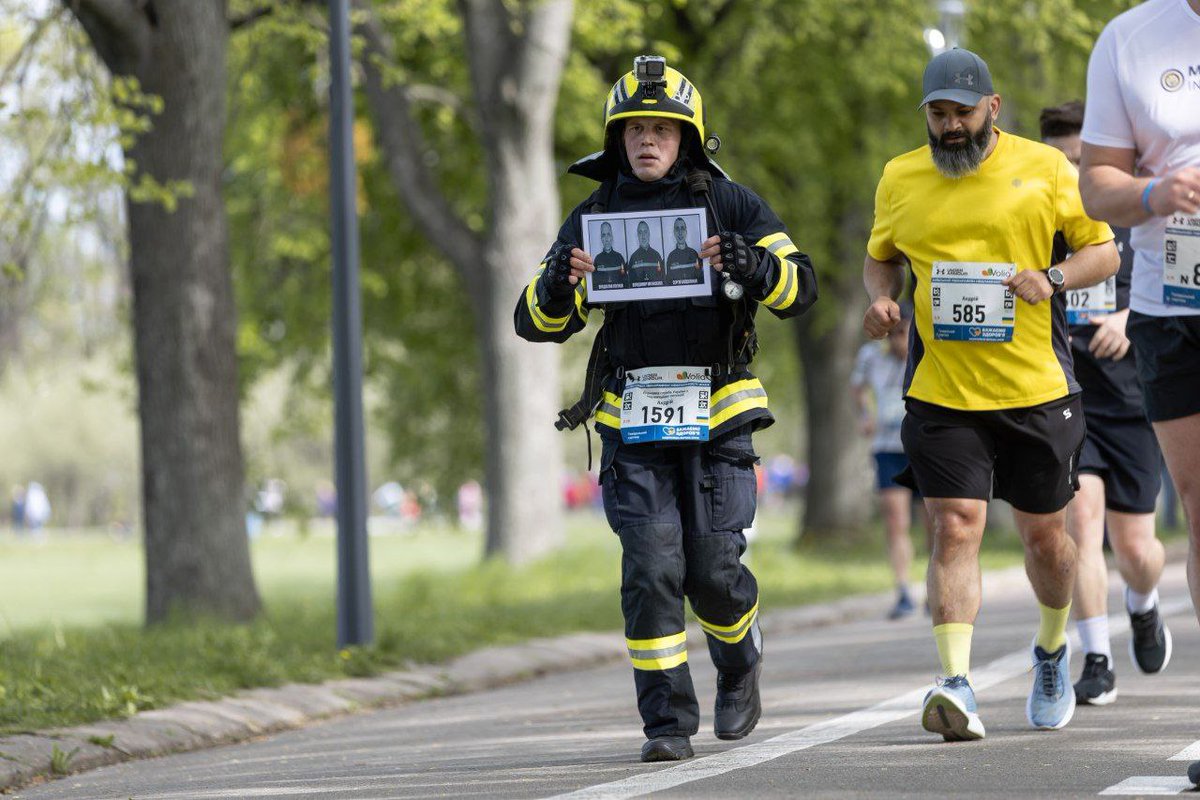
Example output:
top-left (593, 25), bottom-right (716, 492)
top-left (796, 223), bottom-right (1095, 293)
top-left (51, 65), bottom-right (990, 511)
top-left (0, 507), bottom-right (1029, 733)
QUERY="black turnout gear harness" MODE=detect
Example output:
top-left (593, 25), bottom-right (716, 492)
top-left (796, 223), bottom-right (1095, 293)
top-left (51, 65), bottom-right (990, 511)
top-left (554, 169), bottom-right (759, 466)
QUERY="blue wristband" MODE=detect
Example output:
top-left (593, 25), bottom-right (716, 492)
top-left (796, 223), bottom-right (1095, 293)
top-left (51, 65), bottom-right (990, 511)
top-left (1141, 179), bottom-right (1158, 214)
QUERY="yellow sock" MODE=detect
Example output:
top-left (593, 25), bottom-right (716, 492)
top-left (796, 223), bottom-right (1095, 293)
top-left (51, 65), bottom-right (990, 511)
top-left (1036, 602), bottom-right (1071, 652)
top-left (933, 623), bottom-right (973, 678)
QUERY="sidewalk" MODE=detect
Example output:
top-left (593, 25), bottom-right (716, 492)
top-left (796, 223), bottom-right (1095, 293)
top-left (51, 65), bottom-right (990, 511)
top-left (0, 563), bottom-right (1041, 792)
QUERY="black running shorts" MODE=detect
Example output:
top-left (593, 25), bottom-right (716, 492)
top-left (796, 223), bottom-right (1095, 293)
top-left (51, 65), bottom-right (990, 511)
top-left (1077, 413), bottom-right (1161, 514)
top-left (899, 394), bottom-right (1085, 514)
top-left (1127, 311), bottom-right (1200, 423)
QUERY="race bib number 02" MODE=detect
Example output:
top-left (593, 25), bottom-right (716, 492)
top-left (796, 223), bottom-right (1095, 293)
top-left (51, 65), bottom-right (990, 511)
top-left (1164, 214), bottom-right (1200, 309)
top-left (620, 366), bottom-right (710, 444)
top-left (931, 261), bottom-right (1016, 342)
top-left (1066, 275), bottom-right (1116, 325)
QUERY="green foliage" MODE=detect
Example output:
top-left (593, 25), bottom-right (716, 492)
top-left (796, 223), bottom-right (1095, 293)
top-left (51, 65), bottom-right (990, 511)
top-left (48, 744), bottom-right (79, 775)
top-left (9, 0), bottom-right (1144, 520)
top-left (225, 2), bottom-right (491, 503)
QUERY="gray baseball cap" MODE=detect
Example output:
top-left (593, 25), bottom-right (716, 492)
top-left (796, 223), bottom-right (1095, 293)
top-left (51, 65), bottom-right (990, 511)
top-left (920, 48), bottom-right (993, 108)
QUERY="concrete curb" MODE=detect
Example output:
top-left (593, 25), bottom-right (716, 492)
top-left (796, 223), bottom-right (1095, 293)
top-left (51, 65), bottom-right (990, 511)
top-left (0, 565), bottom-right (1033, 793)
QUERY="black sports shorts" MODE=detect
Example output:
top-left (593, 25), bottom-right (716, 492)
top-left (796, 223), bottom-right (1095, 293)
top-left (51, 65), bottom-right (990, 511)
top-left (899, 394), bottom-right (1085, 514)
top-left (1077, 412), bottom-right (1161, 514)
top-left (1127, 311), bottom-right (1200, 423)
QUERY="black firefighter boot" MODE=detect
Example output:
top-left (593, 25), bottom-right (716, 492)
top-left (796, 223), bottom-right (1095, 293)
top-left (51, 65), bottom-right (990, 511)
top-left (640, 735), bottom-right (694, 762)
top-left (714, 658), bottom-right (762, 740)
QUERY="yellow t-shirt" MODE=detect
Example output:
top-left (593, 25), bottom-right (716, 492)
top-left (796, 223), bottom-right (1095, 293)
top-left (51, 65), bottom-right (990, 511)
top-left (867, 130), bottom-right (1114, 411)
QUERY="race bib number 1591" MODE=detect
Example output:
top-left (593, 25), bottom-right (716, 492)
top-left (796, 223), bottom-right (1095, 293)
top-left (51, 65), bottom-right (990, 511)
top-left (619, 367), bottom-right (711, 444)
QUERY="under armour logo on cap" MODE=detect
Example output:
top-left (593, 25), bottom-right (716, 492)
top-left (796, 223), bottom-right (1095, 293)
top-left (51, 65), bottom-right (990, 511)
top-left (920, 48), bottom-right (994, 108)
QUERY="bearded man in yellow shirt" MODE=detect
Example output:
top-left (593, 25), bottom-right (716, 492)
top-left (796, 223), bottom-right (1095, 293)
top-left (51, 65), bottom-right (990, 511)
top-left (862, 48), bottom-right (1119, 741)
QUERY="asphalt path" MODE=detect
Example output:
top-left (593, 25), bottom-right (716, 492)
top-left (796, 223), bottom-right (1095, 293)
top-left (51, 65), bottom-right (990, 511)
top-left (18, 561), bottom-right (1200, 799)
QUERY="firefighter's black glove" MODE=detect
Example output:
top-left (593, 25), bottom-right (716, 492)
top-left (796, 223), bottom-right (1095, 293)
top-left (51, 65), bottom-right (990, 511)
top-left (718, 232), bottom-right (762, 286)
top-left (542, 243), bottom-right (576, 300)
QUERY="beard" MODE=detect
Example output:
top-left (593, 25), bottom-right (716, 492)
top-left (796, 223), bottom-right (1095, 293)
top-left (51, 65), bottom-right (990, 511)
top-left (928, 112), bottom-right (993, 178)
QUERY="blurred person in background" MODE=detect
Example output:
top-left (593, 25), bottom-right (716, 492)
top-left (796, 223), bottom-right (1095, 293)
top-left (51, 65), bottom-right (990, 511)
top-left (851, 303), bottom-right (928, 620)
top-left (457, 480), bottom-right (483, 531)
top-left (23, 481), bottom-right (50, 538)
top-left (10, 485), bottom-right (25, 533)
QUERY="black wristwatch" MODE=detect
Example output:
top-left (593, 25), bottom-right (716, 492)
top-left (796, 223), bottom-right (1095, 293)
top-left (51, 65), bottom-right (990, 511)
top-left (1044, 267), bottom-right (1066, 295)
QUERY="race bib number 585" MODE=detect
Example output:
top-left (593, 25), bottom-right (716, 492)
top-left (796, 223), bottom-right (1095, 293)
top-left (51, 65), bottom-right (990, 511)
top-left (931, 261), bottom-right (1016, 342)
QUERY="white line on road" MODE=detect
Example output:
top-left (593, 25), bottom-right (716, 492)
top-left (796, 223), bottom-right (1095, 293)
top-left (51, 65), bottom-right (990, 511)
top-left (1169, 739), bottom-right (1200, 761)
top-left (1098, 776), bottom-right (1196, 796)
top-left (550, 598), bottom-right (1193, 800)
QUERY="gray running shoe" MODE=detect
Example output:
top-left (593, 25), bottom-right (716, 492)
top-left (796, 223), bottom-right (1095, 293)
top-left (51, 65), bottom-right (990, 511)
top-left (1027, 639), bottom-right (1075, 730)
top-left (921, 675), bottom-right (985, 741)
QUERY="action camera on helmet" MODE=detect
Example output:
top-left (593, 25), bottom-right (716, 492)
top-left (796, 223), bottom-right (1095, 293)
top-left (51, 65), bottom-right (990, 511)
top-left (633, 55), bottom-right (668, 96)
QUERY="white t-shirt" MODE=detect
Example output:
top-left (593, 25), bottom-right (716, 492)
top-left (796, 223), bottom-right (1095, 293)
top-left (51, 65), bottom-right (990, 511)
top-left (850, 343), bottom-right (906, 454)
top-left (1081, 0), bottom-right (1200, 317)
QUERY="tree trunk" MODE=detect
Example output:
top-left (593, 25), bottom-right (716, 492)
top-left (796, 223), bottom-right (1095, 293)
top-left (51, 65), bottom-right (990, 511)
top-left (68, 0), bottom-right (261, 622)
top-left (476, 109), bottom-right (565, 562)
top-left (479, 269), bottom-right (564, 562)
top-left (359, 0), bottom-right (571, 563)
top-left (794, 214), bottom-right (872, 542)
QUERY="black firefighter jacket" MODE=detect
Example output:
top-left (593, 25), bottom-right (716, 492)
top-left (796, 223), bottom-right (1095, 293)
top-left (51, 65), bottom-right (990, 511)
top-left (514, 162), bottom-right (818, 440)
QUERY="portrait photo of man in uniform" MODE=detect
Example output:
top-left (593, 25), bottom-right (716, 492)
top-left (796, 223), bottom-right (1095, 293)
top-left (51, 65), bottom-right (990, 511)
top-left (591, 220), bottom-right (628, 289)
top-left (664, 215), bottom-right (703, 286)
top-left (625, 219), bottom-right (665, 286)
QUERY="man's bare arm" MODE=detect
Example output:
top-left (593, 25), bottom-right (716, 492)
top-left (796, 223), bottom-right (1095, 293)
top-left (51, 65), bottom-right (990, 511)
top-left (1080, 143), bottom-right (1200, 226)
top-left (1005, 240), bottom-right (1119, 306)
top-left (1058, 240), bottom-right (1120, 290)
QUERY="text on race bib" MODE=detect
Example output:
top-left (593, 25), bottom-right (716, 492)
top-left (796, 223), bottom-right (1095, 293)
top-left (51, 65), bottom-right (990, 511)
top-left (1164, 214), bottom-right (1200, 309)
top-left (620, 367), bottom-right (711, 444)
top-left (1066, 275), bottom-right (1117, 325)
top-left (931, 262), bottom-right (1016, 342)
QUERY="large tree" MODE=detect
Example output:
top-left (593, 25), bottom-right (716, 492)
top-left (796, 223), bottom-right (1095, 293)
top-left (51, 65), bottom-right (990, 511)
top-left (354, 0), bottom-right (572, 563)
top-left (63, 0), bottom-right (260, 622)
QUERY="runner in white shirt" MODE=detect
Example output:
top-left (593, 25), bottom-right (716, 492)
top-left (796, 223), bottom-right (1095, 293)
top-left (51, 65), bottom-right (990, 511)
top-left (850, 307), bottom-right (928, 620)
top-left (1078, 0), bottom-right (1200, 783)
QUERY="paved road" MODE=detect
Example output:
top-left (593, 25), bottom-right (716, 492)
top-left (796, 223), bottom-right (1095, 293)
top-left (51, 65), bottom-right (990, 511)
top-left (19, 562), bottom-right (1200, 799)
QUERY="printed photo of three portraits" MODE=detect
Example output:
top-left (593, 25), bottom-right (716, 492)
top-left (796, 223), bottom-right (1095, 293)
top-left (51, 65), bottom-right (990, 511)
top-left (582, 207), bottom-right (713, 302)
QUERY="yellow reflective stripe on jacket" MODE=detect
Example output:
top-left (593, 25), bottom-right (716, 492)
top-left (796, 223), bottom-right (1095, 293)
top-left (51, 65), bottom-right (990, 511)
top-left (574, 280), bottom-right (589, 323)
top-left (627, 632), bottom-right (688, 671)
top-left (756, 233), bottom-right (800, 310)
top-left (756, 232), bottom-right (799, 259)
top-left (524, 265), bottom-right (572, 333)
top-left (595, 390), bottom-right (622, 428)
top-left (597, 380), bottom-right (768, 431)
top-left (709, 378), bottom-right (768, 430)
top-left (697, 601), bottom-right (759, 644)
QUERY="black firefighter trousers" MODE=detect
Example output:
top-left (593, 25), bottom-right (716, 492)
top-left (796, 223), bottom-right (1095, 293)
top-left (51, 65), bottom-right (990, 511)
top-left (599, 424), bottom-right (762, 739)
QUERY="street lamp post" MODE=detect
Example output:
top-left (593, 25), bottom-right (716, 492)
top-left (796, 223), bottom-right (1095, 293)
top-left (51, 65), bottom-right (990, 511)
top-left (328, 0), bottom-right (374, 648)
top-left (924, 0), bottom-right (966, 55)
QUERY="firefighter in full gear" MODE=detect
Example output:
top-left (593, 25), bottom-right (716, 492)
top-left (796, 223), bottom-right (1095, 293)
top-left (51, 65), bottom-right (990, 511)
top-left (514, 57), bottom-right (818, 763)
